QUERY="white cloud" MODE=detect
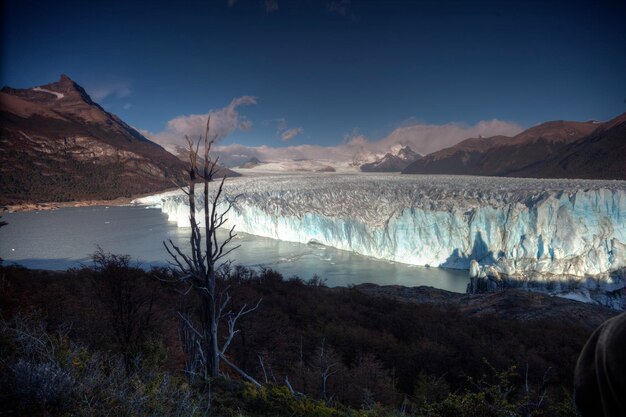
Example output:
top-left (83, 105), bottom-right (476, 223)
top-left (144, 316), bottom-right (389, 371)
top-left (271, 118), bottom-right (303, 141)
top-left (327, 0), bottom-right (350, 15)
top-left (213, 143), bottom-right (345, 167)
top-left (147, 96), bottom-right (257, 151)
top-left (281, 127), bottom-right (303, 141)
top-left (87, 80), bottom-right (132, 101)
top-left (123, 103), bottom-right (132, 110)
top-left (361, 119), bottom-right (523, 156)
top-left (211, 119), bottom-right (522, 167)
top-left (144, 100), bottom-right (521, 168)
top-left (264, 0), bottom-right (278, 13)
top-left (276, 118), bottom-right (287, 132)
top-left (239, 119), bottom-right (253, 131)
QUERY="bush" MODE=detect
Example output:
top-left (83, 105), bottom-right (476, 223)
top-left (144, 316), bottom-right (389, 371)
top-left (0, 263), bottom-right (597, 417)
top-left (0, 314), bottom-right (203, 417)
top-left (10, 359), bottom-right (75, 407)
top-left (240, 384), bottom-right (355, 417)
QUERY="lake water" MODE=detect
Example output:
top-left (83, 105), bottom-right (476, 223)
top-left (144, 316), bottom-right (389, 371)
top-left (0, 205), bottom-right (469, 292)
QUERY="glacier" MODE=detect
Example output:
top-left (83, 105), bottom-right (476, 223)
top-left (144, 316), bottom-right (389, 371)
top-left (135, 174), bottom-right (626, 305)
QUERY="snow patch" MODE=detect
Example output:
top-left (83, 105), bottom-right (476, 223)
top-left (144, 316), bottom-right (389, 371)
top-left (556, 291), bottom-right (592, 304)
top-left (33, 87), bottom-right (65, 99)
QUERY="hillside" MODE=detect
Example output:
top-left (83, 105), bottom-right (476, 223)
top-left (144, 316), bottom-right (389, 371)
top-left (1, 263), bottom-right (615, 416)
top-left (0, 75), bottom-right (234, 205)
top-left (402, 113), bottom-right (626, 179)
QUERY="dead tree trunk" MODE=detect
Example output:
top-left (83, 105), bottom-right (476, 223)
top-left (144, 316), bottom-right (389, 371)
top-left (164, 116), bottom-right (261, 385)
top-left (318, 338), bottom-right (338, 401)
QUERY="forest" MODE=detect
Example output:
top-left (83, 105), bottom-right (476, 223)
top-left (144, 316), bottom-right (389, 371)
top-left (0, 255), bottom-right (612, 417)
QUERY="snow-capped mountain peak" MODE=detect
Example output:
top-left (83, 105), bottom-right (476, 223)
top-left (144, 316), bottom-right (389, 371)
top-left (360, 145), bottom-right (422, 172)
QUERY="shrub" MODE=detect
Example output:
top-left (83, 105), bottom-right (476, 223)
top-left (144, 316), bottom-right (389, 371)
top-left (10, 359), bottom-right (75, 408)
top-left (0, 314), bottom-right (203, 417)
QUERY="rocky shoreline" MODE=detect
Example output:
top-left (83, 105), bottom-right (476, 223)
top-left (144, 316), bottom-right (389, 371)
top-left (1, 197), bottom-right (134, 213)
top-left (1, 186), bottom-right (183, 213)
top-left (351, 283), bottom-right (619, 330)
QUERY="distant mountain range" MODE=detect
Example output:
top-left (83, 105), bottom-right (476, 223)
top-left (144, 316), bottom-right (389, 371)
top-left (403, 113), bottom-right (626, 179)
top-left (360, 145), bottom-right (421, 172)
top-left (2, 74), bottom-right (622, 206)
top-left (235, 113), bottom-right (625, 179)
top-left (234, 145), bottom-right (422, 173)
top-left (239, 157), bottom-right (263, 169)
top-left (0, 75), bottom-right (236, 205)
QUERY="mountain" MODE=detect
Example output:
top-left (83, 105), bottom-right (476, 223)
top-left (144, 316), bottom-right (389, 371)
top-left (172, 145), bottom-right (240, 178)
top-left (402, 113), bottom-right (626, 179)
top-left (230, 146), bottom-right (422, 174)
top-left (523, 114), bottom-right (626, 179)
top-left (360, 145), bottom-right (422, 172)
top-left (239, 157), bottom-right (263, 169)
top-left (0, 75), bottom-right (234, 205)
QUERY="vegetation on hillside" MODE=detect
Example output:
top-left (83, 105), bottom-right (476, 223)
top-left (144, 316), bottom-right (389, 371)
top-left (0, 148), bottom-right (145, 204)
top-left (0, 260), bottom-right (596, 416)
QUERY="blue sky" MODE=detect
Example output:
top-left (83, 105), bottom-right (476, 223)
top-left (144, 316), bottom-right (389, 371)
top-left (2, 0), bottom-right (625, 155)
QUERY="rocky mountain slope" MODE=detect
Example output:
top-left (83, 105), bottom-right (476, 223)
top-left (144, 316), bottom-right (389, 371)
top-left (402, 113), bottom-right (626, 179)
top-left (360, 145), bottom-right (421, 172)
top-left (0, 75), bottom-right (233, 205)
top-left (354, 284), bottom-right (619, 327)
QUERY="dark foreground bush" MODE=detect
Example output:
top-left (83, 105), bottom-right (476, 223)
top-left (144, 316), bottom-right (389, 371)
top-left (0, 263), bottom-right (598, 416)
top-left (0, 314), bottom-right (203, 416)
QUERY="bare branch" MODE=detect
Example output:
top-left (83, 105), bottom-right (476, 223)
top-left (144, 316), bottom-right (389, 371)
top-left (178, 311), bottom-right (204, 339)
top-left (220, 353), bottom-right (262, 388)
top-left (164, 240), bottom-right (194, 273)
top-left (258, 355), bottom-right (269, 384)
top-left (220, 299), bottom-right (261, 356)
top-left (219, 292), bottom-right (232, 318)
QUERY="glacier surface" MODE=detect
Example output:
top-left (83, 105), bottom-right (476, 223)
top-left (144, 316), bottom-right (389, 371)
top-left (135, 174), bottom-right (626, 291)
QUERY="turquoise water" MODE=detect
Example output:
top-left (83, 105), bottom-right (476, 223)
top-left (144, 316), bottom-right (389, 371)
top-left (0, 205), bottom-right (469, 292)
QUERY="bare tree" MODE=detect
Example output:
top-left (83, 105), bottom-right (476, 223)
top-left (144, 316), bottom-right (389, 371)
top-left (163, 116), bottom-right (261, 386)
top-left (316, 338), bottom-right (338, 401)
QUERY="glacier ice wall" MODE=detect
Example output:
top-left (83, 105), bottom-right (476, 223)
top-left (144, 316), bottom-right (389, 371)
top-left (135, 174), bottom-right (626, 284)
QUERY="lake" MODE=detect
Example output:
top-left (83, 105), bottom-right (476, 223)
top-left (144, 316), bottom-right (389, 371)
top-left (0, 205), bottom-right (469, 292)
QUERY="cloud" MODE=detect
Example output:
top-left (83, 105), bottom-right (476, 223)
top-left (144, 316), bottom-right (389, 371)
top-left (123, 103), bottom-right (132, 110)
top-left (264, 0), bottom-right (278, 13)
top-left (147, 96), bottom-right (257, 151)
top-left (227, 0), bottom-right (238, 6)
top-left (211, 119), bottom-right (522, 167)
top-left (87, 80), bottom-right (132, 101)
top-left (239, 119), bottom-right (253, 131)
top-left (281, 127), bottom-right (303, 141)
top-left (327, 0), bottom-right (350, 15)
top-left (275, 118), bottom-right (287, 132)
top-left (366, 119), bottom-right (523, 155)
top-left (213, 142), bottom-right (345, 167)
top-left (272, 118), bottom-right (302, 141)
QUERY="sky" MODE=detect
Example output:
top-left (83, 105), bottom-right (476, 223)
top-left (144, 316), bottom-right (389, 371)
top-left (2, 0), bottom-right (625, 163)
